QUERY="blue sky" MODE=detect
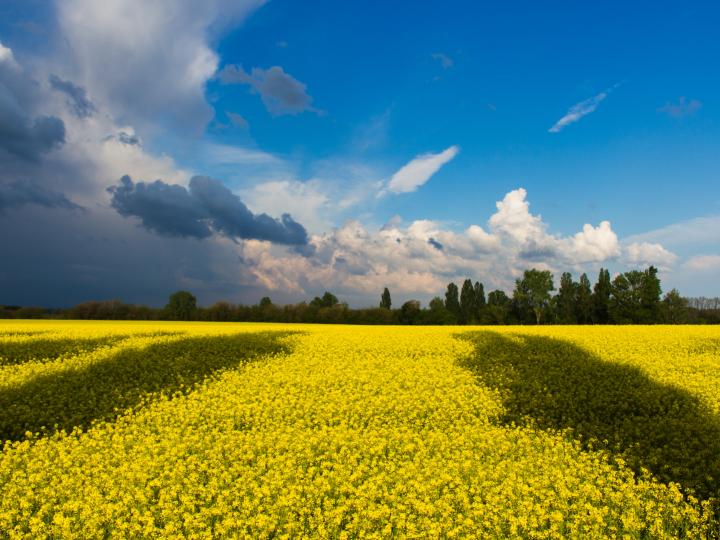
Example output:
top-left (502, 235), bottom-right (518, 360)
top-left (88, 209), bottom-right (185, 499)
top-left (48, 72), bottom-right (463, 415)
top-left (0, 0), bottom-right (718, 307)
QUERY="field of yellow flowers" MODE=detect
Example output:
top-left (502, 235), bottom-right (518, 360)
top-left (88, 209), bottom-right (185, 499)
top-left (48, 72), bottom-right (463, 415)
top-left (0, 321), bottom-right (719, 538)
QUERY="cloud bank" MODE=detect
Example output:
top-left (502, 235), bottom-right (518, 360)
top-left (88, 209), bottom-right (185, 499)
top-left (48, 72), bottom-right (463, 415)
top-left (238, 187), bottom-right (647, 303)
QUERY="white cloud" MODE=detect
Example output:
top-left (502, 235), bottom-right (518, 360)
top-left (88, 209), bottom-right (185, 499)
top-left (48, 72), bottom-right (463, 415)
top-left (684, 254), bottom-right (720, 272)
top-left (624, 242), bottom-right (678, 269)
top-left (231, 187), bottom-right (637, 303)
top-left (488, 188), bottom-right (545, 243)
top-left (549, 84), bottom-right (619, 133)
top-left (384, 145), bottom-right (459, 194)
top-left (566, 221), bottom-right (621, 263)
top-left (0, 42), bottom-right (18, 68)
top-left (241, 179), bottom-right (331, 233)
top-left (57, 0), bottom-right (265, 131)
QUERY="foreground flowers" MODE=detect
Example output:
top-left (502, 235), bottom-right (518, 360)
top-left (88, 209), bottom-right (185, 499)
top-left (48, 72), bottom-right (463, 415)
top-left (0, 321), bottom-right (718, 537)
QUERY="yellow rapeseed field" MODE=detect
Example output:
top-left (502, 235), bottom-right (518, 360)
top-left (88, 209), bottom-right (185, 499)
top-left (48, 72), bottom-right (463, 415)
top-left (0, 321), bottom-right (718, 538)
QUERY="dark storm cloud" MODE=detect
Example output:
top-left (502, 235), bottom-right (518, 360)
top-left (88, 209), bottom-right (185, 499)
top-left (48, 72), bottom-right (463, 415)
top-left (108, 175), bottom-right (309, 245)
top-left (219, 64), bottom-right (319, 116)
top-left (0, 180), bottom-right (80, 213)
top-left (108, 176), bottom-right (212, 238)
top-left (189, 176), bottom-right (308, 245)
top-left (48, 74), bottom-right (96, 118)
top-left (0, 59), bottom-right (66, 160)
top-left (0, 205), bottom-right (265, 308)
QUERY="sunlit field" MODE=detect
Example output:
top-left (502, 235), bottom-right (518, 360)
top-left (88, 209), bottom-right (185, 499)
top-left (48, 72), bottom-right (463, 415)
top-left (1, 321), bottom-right (719, 538)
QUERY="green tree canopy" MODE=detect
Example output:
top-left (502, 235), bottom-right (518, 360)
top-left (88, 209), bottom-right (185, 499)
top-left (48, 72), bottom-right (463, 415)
top-left (555, 272), bottom-right (577, 324)
top-left (444, 282), bottom-right (460, 322)
top-left (593, 268), bottom-right (611, 324)
top-left (486, 290), bottom-right (511, 324)
top-left (662, 289), bottom-right (688, 324)
top-left (473, 281), bottom-right (486, 322)
top-left (165, 290), bottom-right (197, 321)
top-left (399, 300), bottom-right (421, 325)
top-left (513, 269), bottom-right (554, 324)
top-left (639, 266), bottom-right (662, 323)
top-left (460, 279), bottom-right (476, 324)
top-left (310, 291), bottom-right (339, 308)
top-left (575, 273), bottom-right (593, 324)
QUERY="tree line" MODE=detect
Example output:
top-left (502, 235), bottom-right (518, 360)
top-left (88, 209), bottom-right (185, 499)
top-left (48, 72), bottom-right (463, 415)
top-left (1, 266), bottom-right (718, 324)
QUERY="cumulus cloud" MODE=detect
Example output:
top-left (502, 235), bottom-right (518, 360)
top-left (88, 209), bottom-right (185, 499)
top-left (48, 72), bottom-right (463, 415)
top-left (0, 42), bottom-right (18, 67)
top-left (0, 53), bottom-right (66, 160)
top-left (114, 130), bottom-right (141, 146)
top-left (57, 0), bottom-right (265, 131)
top-left (234, 187), bottom-right (633, 302)
top-left (219, 64), bottom-right (320, 116)
top-left (658, 97), bottom-right (701, 119)
top-left (108, 175), bottom-right (308, 245)
top-left (241, 179), bottom-right (331, 233)
top-left (549, 84), bottom-right (619, 133)
top-left (384, 146), bottom-right (459, 194)
top-left (48, 74), bottom-right (96, 118)
top-left (488, 188), bottom-right (545, 243)
top-left (624, 242), bottom-right (678, 269)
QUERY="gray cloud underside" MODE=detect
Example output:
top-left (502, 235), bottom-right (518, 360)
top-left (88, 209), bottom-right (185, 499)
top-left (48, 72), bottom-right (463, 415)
top-left (0, 180), bottom-right (80, 213)
top-left (49, 74), bottom-right (96, 118)
top-left (219, 64), bottom-right (317, 116)
top-left (108, 175), bottom-right (309, 245)
top-left (0, 64), bottom-right (66, 160)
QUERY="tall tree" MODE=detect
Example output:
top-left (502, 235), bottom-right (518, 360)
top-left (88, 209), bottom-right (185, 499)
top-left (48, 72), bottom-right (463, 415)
top-left (513, 269), bottom-right (554, 324)
top-left (662, 289), bottom-right (688, 324)
top-left (474, 281), bottom-right (486, 323)
top-left (593, 268), bottom-right (611, 324)
top-left (575, 273), bottom-right (593, 324)
top-left (555, 272), bottom-right (577, 324)
top-left (444, 282), bottom-right (461, 322)
top-left (609, 271), bottom-right (644, 323)
top-left (380, 287), bottom-right (392, 309)
top-left (486, 290), bottom-right (511, 324)
top-left (165, 290), bottom-right (197, 321)
top-left (639, 266), bottom-right (662, 323)
top-left (460, 278), bottom-right (476, 324)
